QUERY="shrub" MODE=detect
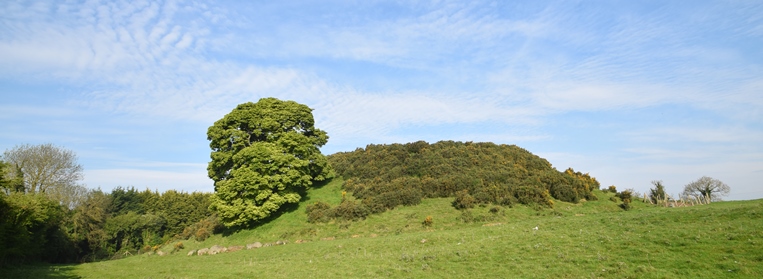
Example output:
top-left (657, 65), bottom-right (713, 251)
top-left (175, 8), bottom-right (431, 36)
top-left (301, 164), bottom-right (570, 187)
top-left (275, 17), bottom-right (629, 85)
top-left (514, 186), bottom-right (553, 208)
top-left (551, 184), bottom-right (579, 203)
top-left (172, 242), bottom-right (184, 252)
top-left (195, 228), bottom-right (210, 241)
top-left (585, 191), bottom-right (598, 201)
top-left (180, 215), bottom-right (222, 241)
top-left (452, 190), bottom-right (476, 209)
top-left (618, 189), bottom-right (633, 211)
top-left (489, 206), bottom-right (501, 214)
top-left (422, 216), bottom-right (433, 227)
top-left (607, 185), bottom-right (617, 193)
top-left (305, 202), bottom-right (332, 223)
top-left (361, 198), bottom-right (387, 214)
top-left (618, 189), bottom-right (633, 202)
top-left (332, 200), bottom-right (370, 221)
top-left (374, 188), bottom-right (422, 209)
top-left (620, 202), bottom-right (632, 211)
top-left (459, 210), bottom-right (475, 223)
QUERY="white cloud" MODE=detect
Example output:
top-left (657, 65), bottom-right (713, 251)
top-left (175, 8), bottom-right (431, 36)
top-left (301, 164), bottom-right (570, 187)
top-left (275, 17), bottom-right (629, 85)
top-left (2, 0), bottom-right (762, 199)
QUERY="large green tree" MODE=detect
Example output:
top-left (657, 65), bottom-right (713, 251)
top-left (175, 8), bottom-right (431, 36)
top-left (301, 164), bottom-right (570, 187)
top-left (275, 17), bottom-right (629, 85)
top-left (207, 98), bottom-right (332, 227)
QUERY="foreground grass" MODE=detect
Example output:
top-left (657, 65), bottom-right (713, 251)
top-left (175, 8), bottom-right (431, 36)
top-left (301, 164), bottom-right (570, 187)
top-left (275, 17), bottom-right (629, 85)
top-left (4, 180), bottom-right (762, 278)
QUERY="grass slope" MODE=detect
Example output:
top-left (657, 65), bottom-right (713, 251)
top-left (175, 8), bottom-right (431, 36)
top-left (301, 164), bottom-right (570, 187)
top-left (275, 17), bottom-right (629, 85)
top-left (4, 178), bottom-right (763, 278)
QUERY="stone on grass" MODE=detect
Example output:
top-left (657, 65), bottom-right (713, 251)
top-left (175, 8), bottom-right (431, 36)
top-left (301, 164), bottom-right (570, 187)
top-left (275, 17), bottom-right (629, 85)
top-left (209, 245), bottom-right (227, 255)
top-left (197, 248), bottom-right (209, 256)
top-left (246, 242), bottom-right (263, 249)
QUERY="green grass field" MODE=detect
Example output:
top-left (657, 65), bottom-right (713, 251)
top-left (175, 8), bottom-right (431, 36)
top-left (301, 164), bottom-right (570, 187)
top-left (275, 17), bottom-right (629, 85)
top-left (4, 178), bottom-right (762, 278)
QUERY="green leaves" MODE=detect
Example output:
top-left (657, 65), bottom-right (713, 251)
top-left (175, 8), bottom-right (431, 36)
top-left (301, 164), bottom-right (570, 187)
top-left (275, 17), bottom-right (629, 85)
top-left (207, 98), bottom-right (331, 227)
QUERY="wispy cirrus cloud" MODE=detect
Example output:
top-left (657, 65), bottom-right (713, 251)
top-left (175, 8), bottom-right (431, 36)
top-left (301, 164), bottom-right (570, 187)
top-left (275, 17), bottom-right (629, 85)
top-left (1, 0), bottom-right (762, 197)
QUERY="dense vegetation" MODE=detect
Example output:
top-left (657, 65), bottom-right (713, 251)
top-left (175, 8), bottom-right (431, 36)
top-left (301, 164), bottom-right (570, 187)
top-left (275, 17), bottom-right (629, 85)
top-left (0, 184), bottom-right (217, 266)
top-left (312, 141), bottom-right (600, 222)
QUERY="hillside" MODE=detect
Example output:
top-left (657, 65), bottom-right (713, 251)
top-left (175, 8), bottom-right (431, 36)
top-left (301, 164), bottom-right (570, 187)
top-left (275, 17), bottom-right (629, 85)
top-left (6, 178), bottom-right (762, 278)
top-left (325, 141), bottom-right (600, 217)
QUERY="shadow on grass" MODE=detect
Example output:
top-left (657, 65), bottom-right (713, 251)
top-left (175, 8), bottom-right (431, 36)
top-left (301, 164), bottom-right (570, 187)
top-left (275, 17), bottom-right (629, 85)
top-left (1, 264), bottom-right (81, 279)
top-left (219, 177), bottom-right (335, 236)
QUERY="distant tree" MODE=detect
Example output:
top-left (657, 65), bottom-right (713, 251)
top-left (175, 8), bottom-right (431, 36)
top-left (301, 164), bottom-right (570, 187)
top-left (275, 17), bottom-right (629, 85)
top-left (2, 144), bottom-right (87, 208)
top-left (207, 98), bottom-right (332, 227)
top-left (682, 176), bottom-right (730, 203)
top-left (649, 180), bottom-right (667, 204)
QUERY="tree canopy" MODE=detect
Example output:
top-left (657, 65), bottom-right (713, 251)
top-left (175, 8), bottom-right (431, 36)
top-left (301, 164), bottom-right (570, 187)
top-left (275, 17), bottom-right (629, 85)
top-left (207, 98), bottom-right (332, 227)
top-left (682, 176), bottom-right (730, 202)
top-left (2, 143), bottom-right (86, 208)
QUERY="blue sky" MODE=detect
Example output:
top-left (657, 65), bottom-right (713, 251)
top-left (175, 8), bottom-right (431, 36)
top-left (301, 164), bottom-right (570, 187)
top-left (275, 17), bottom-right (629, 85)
top-left (1, 0), bottom-right (761, 200)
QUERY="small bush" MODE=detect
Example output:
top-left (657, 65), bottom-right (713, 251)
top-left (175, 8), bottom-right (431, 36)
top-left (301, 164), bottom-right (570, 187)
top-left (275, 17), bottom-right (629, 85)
top-left (422, 216), bottom-right (433, 227)
top-left (180, 215), bottom-right (222, 241)
top-left (607, 185), bottom-right (617, 193)
top-left (172, 242), bottom-right (184, 252)
top-left (362, 197), bottom-right (387, 214)
top-left (514, 186), bottom-right (553, 208)
top-left (306, 201), bottom-right (332, 223)
top-left (618, 189), bottom-right (633, 202)
top-left (585, 191), bottom-right (598, 201)
top-left (195, 228), bottom-right (210, 241)
top-left (452, 190), bottom-right (476, 209)
top-left (459, 210), bottom-right (475, 223)
top-left (620, 202), bottom-right (632, 211)
top-left (551, 184), bottom-right (579, 203)
top-left (618, 189), bottom-right (633, 211)
top-left (489, 206), bottom-right (501, 214)
top-left (332, 200), bottom-right (370, 221)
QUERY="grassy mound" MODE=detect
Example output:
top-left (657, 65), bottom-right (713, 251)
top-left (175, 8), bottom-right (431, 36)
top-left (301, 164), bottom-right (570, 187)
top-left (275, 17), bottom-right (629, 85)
top-left (323, 141), bottom-right (600, 220)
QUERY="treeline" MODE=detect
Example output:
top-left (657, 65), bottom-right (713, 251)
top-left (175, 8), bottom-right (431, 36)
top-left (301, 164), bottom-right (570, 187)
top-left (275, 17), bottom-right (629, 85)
top-left (0, 182), bottom-right (218, 266)
top-left (311, 141), bottom-right (599, 222)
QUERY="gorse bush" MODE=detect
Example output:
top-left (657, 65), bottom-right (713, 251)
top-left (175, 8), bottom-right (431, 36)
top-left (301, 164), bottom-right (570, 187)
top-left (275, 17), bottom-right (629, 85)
top-left (305, 202), bottom-right (333, 223)
top-left (618, 189), bottom-right (633, 211)
top-left (180, 215), bottom-right (222, 242)
top-left (452, 190), bottom-right (476, 209)
top-left (326, 141), bottom-right (600, 218)
top-left (551, 184), bottom-right (579, 203)
top-left (422, 216), bottom-right (433, 227)
top-left (332, 200), bottom-right (370, 221)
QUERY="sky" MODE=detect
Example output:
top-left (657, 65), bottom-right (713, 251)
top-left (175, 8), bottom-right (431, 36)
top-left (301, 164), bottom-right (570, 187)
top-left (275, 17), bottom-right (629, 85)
top-left (1, 0), bottom-right (762, 200)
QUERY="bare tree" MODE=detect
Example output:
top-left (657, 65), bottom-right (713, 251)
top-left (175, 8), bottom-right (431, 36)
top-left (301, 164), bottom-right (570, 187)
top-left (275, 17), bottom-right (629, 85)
top-left (2, 143), bottom-right (86, 208)
top-left (682, 176), bottom-right (730, 203)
